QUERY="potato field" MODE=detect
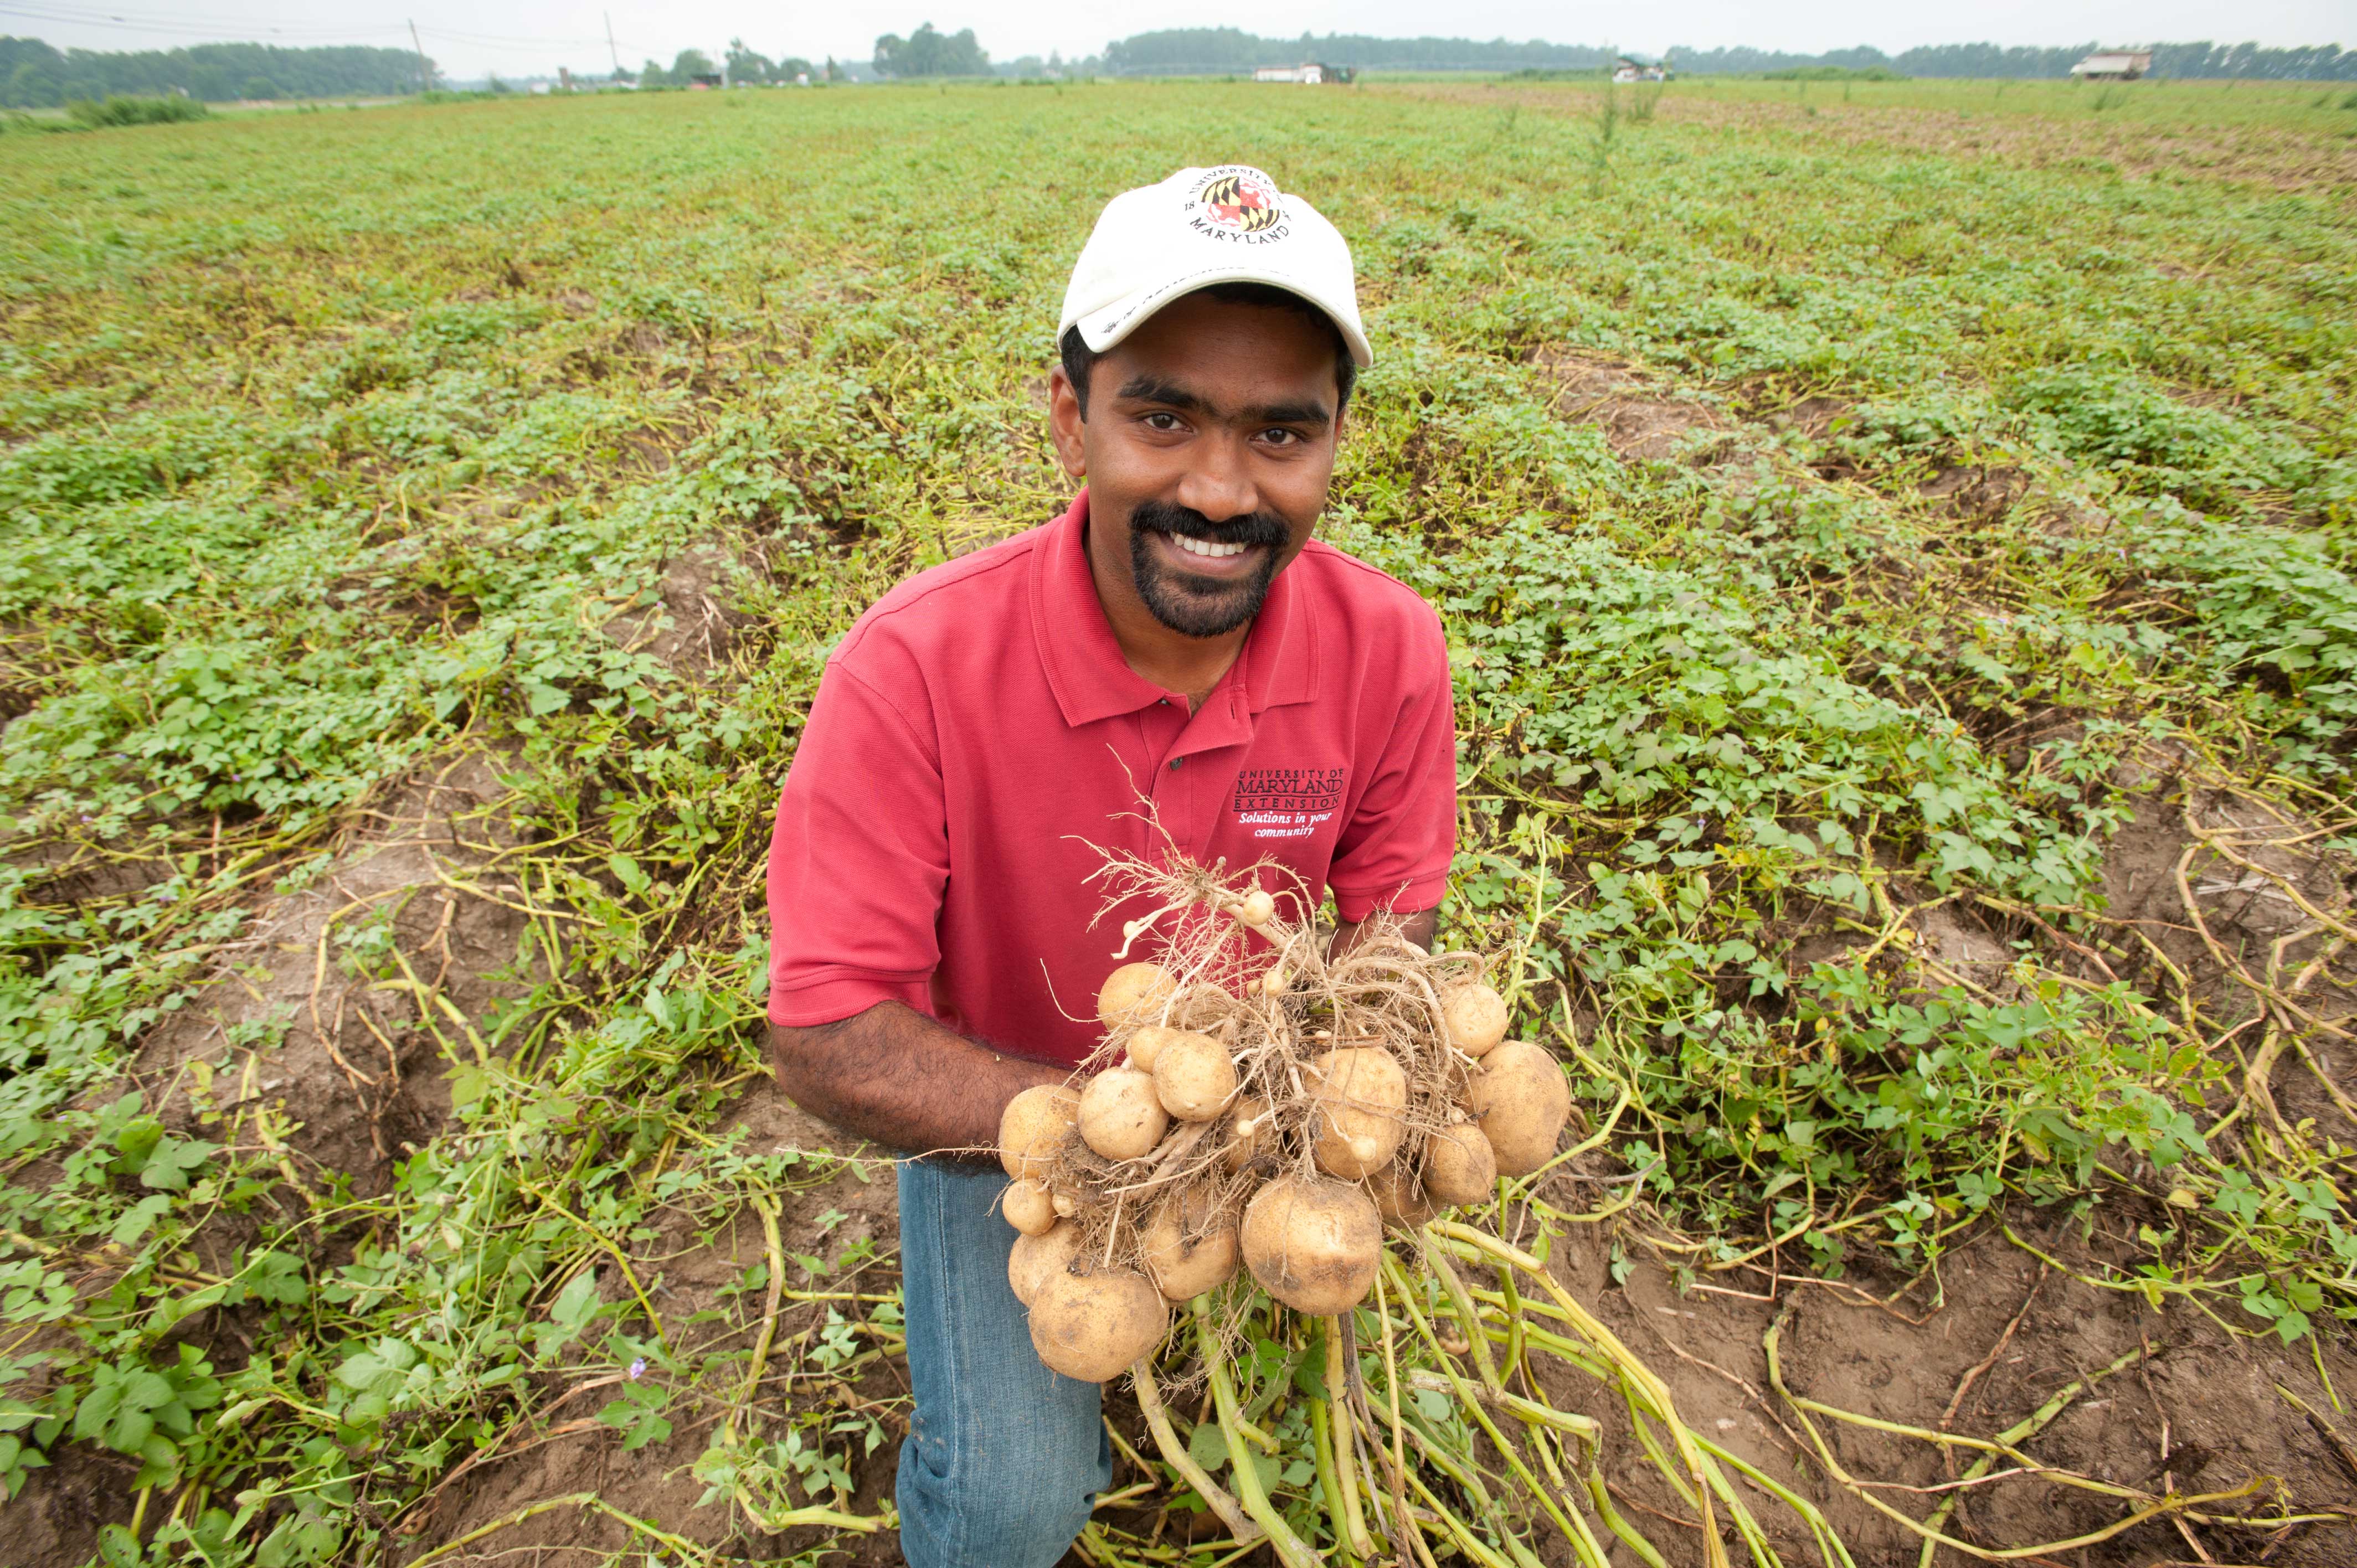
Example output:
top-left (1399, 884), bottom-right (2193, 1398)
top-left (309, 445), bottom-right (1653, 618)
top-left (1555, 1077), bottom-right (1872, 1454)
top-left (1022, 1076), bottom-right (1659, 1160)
top-left (4, 74), bottom-right (2356, 1567)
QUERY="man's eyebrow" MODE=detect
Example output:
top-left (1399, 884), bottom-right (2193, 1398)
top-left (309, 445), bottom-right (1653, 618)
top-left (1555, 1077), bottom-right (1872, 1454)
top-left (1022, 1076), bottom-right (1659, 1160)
top-left (1242, 398), bottom-right (1333, 429)
top-left (1113, 374), bottom-right (1211, 413)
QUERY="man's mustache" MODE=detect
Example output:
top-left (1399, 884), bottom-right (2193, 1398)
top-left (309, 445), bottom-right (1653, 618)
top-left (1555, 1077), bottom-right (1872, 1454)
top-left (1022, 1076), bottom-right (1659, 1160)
top-left (1129, 499), bottom-right (1288, 551)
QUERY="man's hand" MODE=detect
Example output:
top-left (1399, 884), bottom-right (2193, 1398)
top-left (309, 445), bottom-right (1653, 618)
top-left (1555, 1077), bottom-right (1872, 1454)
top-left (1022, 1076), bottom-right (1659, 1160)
top-left (1331, 905), bottom-right (1439, 959)
top-left (770, 1002), bottom-right (1066, 1163)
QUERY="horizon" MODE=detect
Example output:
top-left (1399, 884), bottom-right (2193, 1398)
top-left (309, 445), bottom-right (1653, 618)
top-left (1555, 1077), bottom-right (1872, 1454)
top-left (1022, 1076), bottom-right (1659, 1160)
top-left (0, 3), bottom-right (2348, 84)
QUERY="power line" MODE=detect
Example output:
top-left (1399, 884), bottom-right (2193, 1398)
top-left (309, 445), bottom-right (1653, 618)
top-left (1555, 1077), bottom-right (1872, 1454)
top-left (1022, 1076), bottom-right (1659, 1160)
top-left (11, 0), bottom-right (353, 23)
top-left (0, 4), bottom-right (410, 40)
top-left (421, 25), bottom-right (642, 50)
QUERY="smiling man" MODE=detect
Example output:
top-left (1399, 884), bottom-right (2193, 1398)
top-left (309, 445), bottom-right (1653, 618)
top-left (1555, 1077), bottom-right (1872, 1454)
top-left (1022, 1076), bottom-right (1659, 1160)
top-left (765, 164), bottom-right (1456, 1566)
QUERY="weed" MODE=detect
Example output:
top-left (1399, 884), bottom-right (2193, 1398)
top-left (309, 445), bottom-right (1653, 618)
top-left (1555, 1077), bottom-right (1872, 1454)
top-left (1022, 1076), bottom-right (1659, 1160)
top-left (1586, 83), bottom-right (1618, 194)
top-left (66, 96), bottom-right (209, 129)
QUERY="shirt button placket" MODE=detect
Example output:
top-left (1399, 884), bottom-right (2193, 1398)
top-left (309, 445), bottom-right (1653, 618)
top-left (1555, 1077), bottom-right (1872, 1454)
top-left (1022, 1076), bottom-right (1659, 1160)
top-left (1145, 702), bottom-right (1185, 853)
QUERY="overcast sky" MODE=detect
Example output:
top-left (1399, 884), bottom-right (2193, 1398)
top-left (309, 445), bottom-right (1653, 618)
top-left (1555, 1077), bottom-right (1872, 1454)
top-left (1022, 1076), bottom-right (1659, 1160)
top-left (7, 0), bottom-right (2349, 79)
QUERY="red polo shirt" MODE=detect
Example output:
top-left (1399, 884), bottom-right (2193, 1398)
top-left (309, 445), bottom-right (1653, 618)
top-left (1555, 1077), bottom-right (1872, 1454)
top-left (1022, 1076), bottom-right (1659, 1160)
top-left (766, 490), bottom-right (1456, 1069)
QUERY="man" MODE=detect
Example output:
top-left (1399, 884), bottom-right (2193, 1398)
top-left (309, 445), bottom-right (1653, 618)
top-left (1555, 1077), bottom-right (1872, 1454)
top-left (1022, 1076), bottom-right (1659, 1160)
top-left (765, 163), bottom-right (1456, 1567)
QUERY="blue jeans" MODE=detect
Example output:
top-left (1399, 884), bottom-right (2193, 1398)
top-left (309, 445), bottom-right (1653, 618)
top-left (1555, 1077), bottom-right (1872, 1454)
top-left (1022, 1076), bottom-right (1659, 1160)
top-left (896, 1158), bottom-right (1112, 1567)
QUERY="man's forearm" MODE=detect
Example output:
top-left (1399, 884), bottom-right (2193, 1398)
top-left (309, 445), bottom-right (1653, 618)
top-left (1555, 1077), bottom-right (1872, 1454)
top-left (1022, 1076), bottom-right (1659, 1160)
top-left (770, 1002), bottom-right (1067, 1162)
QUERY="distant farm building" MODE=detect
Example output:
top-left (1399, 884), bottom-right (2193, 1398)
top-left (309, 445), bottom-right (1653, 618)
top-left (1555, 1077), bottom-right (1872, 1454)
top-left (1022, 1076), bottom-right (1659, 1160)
top-left (1613, 55), bottom-right (1669, 83)
top-left (2071, 50), bottom-right (2154, 80)
top-left (1253, 63), bottom-right (1351, 84)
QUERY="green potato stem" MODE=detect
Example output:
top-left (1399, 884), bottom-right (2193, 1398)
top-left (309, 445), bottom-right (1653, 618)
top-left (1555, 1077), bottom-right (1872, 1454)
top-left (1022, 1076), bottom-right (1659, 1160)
top-left (1130, 1352), bottom-right (1263, 1549)
top-left (1195, 1298), bottom-right (1326, 1568)
top-left (1324, 1319), bottom-right (1376, 1559)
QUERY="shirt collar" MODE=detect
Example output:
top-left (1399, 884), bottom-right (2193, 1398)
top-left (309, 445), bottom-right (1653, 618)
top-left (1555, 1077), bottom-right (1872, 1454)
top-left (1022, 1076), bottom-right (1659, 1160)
top-left (1032, 488), bottom-right (1320, 731)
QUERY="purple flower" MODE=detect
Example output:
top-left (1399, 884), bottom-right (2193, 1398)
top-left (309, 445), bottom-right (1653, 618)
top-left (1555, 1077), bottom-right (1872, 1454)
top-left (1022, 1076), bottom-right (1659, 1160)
top-left (628, 1357), bottom-right (647, 1380)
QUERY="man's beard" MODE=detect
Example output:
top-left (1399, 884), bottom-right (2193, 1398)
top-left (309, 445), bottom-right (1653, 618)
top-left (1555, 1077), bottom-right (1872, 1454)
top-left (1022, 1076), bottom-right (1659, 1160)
top-left (1127, 499), bottom-right (1290, 639)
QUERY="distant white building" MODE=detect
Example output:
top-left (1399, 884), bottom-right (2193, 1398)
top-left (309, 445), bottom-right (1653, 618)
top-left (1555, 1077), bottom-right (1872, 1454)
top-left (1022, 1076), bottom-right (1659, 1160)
top-left (2071, 49), bottom-right (2153, 80)
top-left (1613, 55), bottom-right (1668, 83)
top-left (1254, 63), bottom-right (1325, 84)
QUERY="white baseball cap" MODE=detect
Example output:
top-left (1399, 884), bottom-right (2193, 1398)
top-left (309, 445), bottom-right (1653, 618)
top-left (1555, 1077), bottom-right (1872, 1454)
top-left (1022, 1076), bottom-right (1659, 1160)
top-left (1058, 164), bottom-right (1372, 369)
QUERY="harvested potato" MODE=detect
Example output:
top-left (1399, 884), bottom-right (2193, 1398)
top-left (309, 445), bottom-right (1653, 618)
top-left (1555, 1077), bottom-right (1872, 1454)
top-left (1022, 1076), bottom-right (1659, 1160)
top-left (1307, 1047), bottom-right (1408, 1179)
top-left (1028, 1267), bottom-right (1168, 1382)
top-left (1368, 1159), bottom-right (1435, 1230)
top-left (1151, 1030), bottom-right (1237, 1121)
top-left (1140, 1185), bottom-right (1240, 1301)
top-left (998, 1084), bottom-right (1081, 1183)
top-left (1242, 1174), bottom-right (1383, 1314)
top-left (1097, 962), bottom-right (1174, 1029)
top-left (1466, 1041), bottom-right (1572, 1177)
top-left (1078, 1065), bottom-right (1168, 1159)
top-left (1002, 1177), bottom-right (1057, 1236)
top-left (1125, 1023), bottom-right (1185, 1072)
top-left (1008, 1220), bottom-right (1084, 1306)
top-left (1220, 1094), bottom-right (1274, 1172)
top-left (1421, 1120), bottom-right (1497, 1206)
top-left (1440, 983), bottom-right (1510, 1056)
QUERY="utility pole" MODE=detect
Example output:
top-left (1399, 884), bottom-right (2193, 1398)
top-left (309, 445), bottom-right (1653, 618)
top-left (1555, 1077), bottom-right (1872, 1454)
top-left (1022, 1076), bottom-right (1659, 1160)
top-left (605, 12), bottom-right (621, 76)
top-left (408, 19), bottom-right (432, 94)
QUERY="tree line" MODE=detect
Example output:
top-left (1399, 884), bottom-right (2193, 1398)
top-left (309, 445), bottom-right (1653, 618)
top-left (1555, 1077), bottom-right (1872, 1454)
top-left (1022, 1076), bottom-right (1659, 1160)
top-left (1670, 40), bottom-right (2357, 80)
top-left (1102, 29), bottom-right (2355, 80)
top-left (1, 38), bottom-right (430, 106)
top-left (7, 28), bottom-right (2353, 110)
top-left (1104, 29), bottom-right (1616, 76)
top-left (628, 45), bottom-right (831, 88)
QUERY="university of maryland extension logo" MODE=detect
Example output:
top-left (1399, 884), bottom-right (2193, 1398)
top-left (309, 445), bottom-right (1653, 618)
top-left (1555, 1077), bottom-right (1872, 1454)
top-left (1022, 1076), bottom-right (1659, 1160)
top-left (1185, 166), bottom-right (1291, 244)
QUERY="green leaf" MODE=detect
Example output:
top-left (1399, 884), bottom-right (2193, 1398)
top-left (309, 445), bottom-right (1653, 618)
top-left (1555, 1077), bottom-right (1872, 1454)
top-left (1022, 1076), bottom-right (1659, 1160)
top-left (110, 1193), bottom-right (173, 1247)
top-left (137, 1135), bottom-right (217, 1191)
top-left (1186, 1419), bottom-right (1228, 1474)
top-left (245, 1251), bottom-right (308, 1307)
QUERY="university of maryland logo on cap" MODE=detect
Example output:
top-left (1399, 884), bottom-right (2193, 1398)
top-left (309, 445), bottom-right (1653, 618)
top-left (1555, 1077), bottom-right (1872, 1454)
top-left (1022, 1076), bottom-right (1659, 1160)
top-left (1185, 166), bottom-right (1290, 241)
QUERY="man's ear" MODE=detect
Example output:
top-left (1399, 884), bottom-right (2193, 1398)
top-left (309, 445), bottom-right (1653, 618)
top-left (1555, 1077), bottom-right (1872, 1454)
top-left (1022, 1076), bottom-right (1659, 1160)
top-left (1046, 365), bottom-right (1087, 481)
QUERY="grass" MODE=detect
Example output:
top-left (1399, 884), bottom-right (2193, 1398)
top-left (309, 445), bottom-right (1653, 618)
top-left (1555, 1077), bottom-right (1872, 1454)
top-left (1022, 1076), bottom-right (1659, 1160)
top-left (0, 75), bottom-right (2353, 1564)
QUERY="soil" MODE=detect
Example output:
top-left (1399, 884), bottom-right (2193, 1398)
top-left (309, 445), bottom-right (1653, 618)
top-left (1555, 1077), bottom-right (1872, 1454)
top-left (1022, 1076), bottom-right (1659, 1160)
top-left (1919, 463), bottom-right (2032, 525)
top-left (604, 544), bottom-right (760, 682)
top-left (1529, 345), bottom-right (1731, 464)
top-left (1762, 395), bottom-right (1857, 445)
top-left (2092, 775), bottom-right (2357, 1143)
top-left (120, 750), bottom-right (530, 1191)
top-left (1562, 1199), bottom-right (2357, 1567)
